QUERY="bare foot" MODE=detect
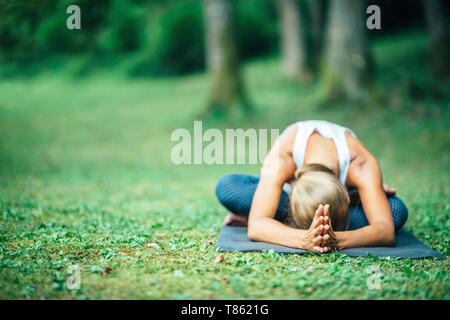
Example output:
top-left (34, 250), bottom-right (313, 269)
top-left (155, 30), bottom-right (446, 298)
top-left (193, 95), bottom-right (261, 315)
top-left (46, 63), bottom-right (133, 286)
top-left (223, 213), bottom-right (248, 226)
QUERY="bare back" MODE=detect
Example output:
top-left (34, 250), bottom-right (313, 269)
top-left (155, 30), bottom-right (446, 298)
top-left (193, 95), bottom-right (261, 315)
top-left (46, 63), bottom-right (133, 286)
top-left (274, 124), bottom-right (369, 188)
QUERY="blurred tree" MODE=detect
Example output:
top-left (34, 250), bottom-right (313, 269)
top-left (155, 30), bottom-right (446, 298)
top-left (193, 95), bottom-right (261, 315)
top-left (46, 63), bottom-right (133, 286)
top-left (151, 0), bottom-right (205, 75)
top-left (422, 0), bottom-right (450, 80)
top-left (308, 0), bottom-right (327, 71)
top-left (276, 0), bottom-right (309, 80)
top-left (203, 0), bottom-right (249, 114)
top-left (235, 0), bottom-right (278, 61)
top-left (322, 0), bottom-right (373, 100)
top-left (99, 0), bottom-right (143, 53)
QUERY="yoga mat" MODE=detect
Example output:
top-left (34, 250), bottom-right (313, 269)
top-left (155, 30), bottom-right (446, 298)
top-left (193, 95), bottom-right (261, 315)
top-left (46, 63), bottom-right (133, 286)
top-left (214, 226), bottom-right (442, 259)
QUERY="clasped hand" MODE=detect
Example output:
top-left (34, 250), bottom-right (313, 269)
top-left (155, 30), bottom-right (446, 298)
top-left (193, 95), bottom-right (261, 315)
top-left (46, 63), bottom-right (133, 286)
top-left (302, 204), bottom-right (338, 253)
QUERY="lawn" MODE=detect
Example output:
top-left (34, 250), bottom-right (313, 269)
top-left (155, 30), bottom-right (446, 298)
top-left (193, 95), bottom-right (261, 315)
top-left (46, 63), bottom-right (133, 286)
top-left (0, 31), bottom-right (449, 299)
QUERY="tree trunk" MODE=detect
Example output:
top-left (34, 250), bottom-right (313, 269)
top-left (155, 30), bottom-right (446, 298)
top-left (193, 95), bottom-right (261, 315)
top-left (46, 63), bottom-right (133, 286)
top-left (322, 0), bottom-right (373, 100)
top-left (203, 0), bottom-right (248, 114)
top-left (308, 0), bottom-right (327, 71)
top-left (277, 0), bottom-right (310, 80)
top-left (422, 0), bottom-right (450, 80)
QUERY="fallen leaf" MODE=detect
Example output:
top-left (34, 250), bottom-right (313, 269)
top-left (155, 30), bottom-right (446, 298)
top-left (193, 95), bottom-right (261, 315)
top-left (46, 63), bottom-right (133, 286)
top-left (119, 250), bottom-right (132, 255)
top-left (214, 253), bottom-right (226, 264)
top-left (213, 275), bottom-right (229, 283)
top-left (101, 267), bottom-right (114, 276)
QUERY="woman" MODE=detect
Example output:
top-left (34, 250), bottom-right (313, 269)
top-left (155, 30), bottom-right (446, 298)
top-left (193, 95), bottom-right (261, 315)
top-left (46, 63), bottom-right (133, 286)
top-left (215, 120), bottom-right (408, 253)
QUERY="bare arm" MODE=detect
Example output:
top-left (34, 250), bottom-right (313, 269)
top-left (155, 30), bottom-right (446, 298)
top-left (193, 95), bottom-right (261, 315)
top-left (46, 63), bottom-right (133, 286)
top-left (333, 153), bottom-right (395, 249)
top-left (247, 126), bottom-right (328, 251)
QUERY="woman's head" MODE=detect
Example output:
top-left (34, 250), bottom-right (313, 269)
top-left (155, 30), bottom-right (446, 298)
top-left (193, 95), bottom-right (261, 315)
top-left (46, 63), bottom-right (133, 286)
top-left (288, 163), bottom-right (349, 231)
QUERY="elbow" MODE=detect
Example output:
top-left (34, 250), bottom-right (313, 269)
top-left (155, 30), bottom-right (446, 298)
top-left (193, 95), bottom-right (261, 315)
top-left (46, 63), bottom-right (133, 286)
top-left (247, 230), bottom-right (257, 241)
top-left (247, 226), bottom-right (258, 241)
top-left (376, 224), bottom-right (395, 246)
top-left (385, 234), bottom-right (395, 247)
top-left (247, 220), bottom-right (260, 241)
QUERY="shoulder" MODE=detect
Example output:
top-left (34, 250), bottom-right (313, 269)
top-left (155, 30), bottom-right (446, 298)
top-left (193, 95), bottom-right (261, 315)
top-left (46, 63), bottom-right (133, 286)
top-left (283, 123), bottom-right (299, 138)
top-left (261, 124), bottom-right (298, 184)
top-left (346, 135), bottom-right (382, 188)
top-left (345, 131), bottom-right (371, 162)
top-left (273, 123), bottom-right (298, 155)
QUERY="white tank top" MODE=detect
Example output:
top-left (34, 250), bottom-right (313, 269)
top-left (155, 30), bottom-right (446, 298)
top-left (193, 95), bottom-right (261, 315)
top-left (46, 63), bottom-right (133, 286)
top-left (283, 120), bottom-right (356, 193)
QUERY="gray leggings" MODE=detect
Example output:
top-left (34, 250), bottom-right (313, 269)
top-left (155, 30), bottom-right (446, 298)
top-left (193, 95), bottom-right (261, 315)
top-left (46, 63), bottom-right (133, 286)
top-left (215, 174), bottom-right (408, 231)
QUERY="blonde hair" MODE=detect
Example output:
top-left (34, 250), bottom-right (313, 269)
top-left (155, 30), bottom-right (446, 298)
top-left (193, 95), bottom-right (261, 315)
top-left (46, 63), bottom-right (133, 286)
top-left (287, 163), bottom-right (349, 231)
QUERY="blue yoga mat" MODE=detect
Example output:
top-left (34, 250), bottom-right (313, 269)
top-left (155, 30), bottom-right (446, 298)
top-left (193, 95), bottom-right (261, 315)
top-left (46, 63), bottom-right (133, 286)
top-left (214, 226), bottom-right (442, 259)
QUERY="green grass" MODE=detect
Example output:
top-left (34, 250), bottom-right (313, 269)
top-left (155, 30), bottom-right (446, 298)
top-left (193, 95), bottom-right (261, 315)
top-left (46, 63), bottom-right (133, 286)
top-left (0, 30), bottom-right (449, 299)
